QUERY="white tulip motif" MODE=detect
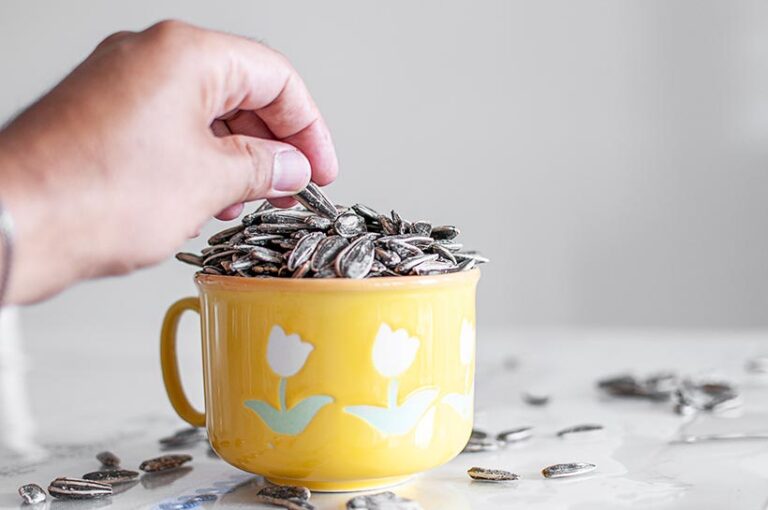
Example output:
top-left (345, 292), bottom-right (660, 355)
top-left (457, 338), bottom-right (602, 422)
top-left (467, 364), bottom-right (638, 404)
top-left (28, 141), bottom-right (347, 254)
top-left (244, 325), bottom-right (332, 436)
top-left (344, 323), bottom-right (438, 436)
top-left (266, 326), bottom-right (314, 377)
top-left (372, 324), bottom-right (420, 378)
top-left (442, 319), bottom-right (475, 420)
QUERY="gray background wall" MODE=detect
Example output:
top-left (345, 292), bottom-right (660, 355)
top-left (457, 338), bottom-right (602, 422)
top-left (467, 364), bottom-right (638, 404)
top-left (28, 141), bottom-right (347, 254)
top-left (2, 0), bottom-right (768, 343)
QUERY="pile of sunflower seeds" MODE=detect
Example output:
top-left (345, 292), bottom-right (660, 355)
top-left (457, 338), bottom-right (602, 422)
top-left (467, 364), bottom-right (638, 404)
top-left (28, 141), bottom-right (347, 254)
top-left (597, 372), bottom-right (742, 415)
top-left (176, 183), bottom-right (488, 279)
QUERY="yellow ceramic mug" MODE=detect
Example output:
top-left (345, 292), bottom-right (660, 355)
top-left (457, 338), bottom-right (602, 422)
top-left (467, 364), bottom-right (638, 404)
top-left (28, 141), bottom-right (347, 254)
top-left (160, 270), bottom-right (480, 491)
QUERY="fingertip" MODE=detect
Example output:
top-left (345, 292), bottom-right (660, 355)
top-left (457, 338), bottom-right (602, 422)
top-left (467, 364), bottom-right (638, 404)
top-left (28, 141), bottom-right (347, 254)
top-left (215, 203), bottom-right (244, 220)
top-left (269, 196), bottom-right (298, 209)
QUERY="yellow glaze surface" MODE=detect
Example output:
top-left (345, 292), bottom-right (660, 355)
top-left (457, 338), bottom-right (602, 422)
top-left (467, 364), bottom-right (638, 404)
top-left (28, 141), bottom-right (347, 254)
top-left (160, 270), bottom-right (480, 491)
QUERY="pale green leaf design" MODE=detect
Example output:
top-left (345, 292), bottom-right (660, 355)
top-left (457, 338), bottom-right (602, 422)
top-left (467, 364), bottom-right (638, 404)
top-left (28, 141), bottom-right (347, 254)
top-left (344, 387), bottom-right (438, 436)
top-left (244, 395), bottom-right (333, 436)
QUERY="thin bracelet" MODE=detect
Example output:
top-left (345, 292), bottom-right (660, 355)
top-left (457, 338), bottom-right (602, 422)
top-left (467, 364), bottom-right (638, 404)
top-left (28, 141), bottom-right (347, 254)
top-left (0, 201), bottom-right (14, 308)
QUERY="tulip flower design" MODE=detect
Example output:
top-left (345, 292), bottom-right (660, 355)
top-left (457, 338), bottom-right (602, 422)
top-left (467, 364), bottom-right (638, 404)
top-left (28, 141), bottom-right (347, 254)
top-left (344, 324), bottom-right (438, 436)
top-left (244, 326), bottom-right (333, 435)
top-left (442, 319), bottom-right (475, 419)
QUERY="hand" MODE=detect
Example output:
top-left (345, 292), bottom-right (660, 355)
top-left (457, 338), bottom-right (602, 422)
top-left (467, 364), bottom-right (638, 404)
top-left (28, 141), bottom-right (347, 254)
top-left (0, 20), bottom-right (338, 304)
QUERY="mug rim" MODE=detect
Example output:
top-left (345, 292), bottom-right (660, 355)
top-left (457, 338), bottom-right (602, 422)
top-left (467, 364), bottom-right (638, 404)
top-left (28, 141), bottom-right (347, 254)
top-left (195, 267), bottom-right (480, 292)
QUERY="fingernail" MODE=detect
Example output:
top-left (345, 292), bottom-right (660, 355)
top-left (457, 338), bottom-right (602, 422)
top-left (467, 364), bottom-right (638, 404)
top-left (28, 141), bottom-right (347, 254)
top-left (273, 150), bottom-right (311, 192)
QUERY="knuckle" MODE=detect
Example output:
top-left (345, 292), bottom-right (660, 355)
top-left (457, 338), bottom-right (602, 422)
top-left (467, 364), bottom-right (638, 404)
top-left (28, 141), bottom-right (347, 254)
top-left (226, 137), bottom-right (270, 195)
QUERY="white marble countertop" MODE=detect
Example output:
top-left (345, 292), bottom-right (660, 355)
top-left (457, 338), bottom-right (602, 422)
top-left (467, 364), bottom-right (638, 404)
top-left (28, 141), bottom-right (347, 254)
top-left (2, 318), bottom-right (768, 509)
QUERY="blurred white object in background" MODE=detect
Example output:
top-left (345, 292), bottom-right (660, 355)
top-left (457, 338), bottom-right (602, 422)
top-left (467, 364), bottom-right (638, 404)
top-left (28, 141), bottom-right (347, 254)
top-left (0, 307), bottom-right (46, 461)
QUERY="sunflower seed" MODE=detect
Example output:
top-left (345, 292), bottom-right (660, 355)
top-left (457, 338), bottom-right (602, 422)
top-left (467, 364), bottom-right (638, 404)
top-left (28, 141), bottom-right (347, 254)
top-left (82, 469), bottom-right (139, 485)
top-left (288, 232), bottom-right (325, 271)
top-left (541, 462), bottom-right (596, 479)
top-left (260, 210), bottom-right (315, 223)
top-left (96, 451), bottom-right (121, 467)
top-left (411, 260), bottom-right (455, 275)
top-left (207, 224), bottom-right (245, 245)
top-left (557, 424), bottom-right (604, 437)
top-left (311, 236), bottom-right (349, 271)
top-left (18, 484), bottom-right (46, 504)
top-left (429, 243), bottom-right (456, 264)
top-left (746, 356), bottom-right (768, 374)
top-left (203, 249), bottom-right (239, 266)
top-left (456, 258), bottom-right (476, 271)
top-left (48, 478), bottom-right (112, 499)
top-left (522, 392), bottom-right (550, 406)
top-left (253, 223), bottom-right (308, 234)
top-left (139, 454), bottom-right (192, 473)
top-left (374, 247), bottom-right (401, 268)
top-left (412, 221), bottom-right (432, 236)
top-left (431, 225), bottom-right (460, 240)
top-left (292, 260), bottom-right (312, 278)
top-left (175, 252), bottom-right (204, 267)
top-left (388, 240), bottom-right (423, 259)
top-left (335, 237), bottom-right (375, 279)
top-left (248, 246), bottom-right (284, 264)
top-left (313, 266), bottom-right (337, 278)
top-left (351, 204), bottom-right (381, 222)
top-left (395, 254), bottom-right (439, 274)
top-left (295, 182), bottom-right (338, 219)
top-left (258, 485), bottom-right (311, 501)
top-left (305, 215), bottom-right (333, 230)
top-left (254, 495), bottom-right (316, 510)
top-left (467, 467), bottom-right (520, 481)
top-left (497, 426), bottom-right (533, 443)
top-left (347, 491), bottom-right (423, 510)
top-left (453, 252), bottom-right (490, 264)
top-left (242, 202), bottom-right (274, 225)
top-left (334, 212), bottom-right (367, 238)
top-left (243, 234), bottom-right (284, 245)
top-left (377, 215), bottom-right (399, 235)
top-left (471, 428), bottom-right (488, 440)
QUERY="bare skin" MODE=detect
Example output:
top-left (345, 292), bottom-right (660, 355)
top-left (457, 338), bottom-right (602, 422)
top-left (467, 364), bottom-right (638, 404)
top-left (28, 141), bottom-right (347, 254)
top-left (0, 21), bottom-right (338, 304)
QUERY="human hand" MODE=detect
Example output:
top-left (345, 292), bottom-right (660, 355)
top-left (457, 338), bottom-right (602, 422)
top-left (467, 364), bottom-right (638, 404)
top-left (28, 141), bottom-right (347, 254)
top-left (0, 20), bottom-right (338, 304)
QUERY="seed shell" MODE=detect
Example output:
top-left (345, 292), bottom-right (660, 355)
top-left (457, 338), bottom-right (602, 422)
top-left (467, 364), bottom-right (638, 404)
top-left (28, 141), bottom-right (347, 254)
top-left (288, 232), bottom-right (325, 271)
top-left (82, 469), bottom-right (139, 485)
top-left (18, 484), bottom-right (46, 504)
top-left (557, 424), bottom-right (604, 437)
top-left (254, 494), bottom-right (316, 510)
top-left (467, 467), bottom-right (520, 481)
top-left (347, 491), bottom-right (423, 510)
top-left (139, 454), bottom-right (192, 473)
top-left (257, 485), bottom-right (311, 501)
top-left (295, 182), bottom-right (338, 219)
top-left (335, 237), bottom-right (375, 279)
top-left (541, 462), bottom-right (596, 479)
top-left (96, 451), bottom-right (121, 467)
top-left (48, 477), bottom-right (112, 499)
top-left (497, 426), bottom-right (533, 443)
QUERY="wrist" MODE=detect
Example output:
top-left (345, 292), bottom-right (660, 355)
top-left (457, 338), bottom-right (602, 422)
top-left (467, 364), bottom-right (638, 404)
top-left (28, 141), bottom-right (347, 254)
top-left (0, 138), bottom-right (91, 303)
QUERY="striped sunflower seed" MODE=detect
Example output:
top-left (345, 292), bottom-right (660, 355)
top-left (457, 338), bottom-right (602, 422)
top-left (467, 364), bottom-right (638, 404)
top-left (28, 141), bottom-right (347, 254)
top-left (18, 484), bottom-right (46, 504)
top-left (288, 232), bottom-right (325, 271)
top-left (334, 212), bottom-right (367, 238)
top-left (254, 495), bottom-right (316, 510)
top-left (351, 203), bottom-right (381, 222)
top-left (139, 454), bottom-right (192, 473)
top-left (48, 478), bottom-right (112, 499)
top-left (541, 462), bottom-right (596, 479)
top-left (295, 182), bottom-right (339, 219)
top-left (207, 224), bottom-right (245, 245)
top-left (175, 252), bottom-right (204, 267)
top-left (347, 491), bottom-right (423, 510)
top-left (311, 236), bottom-right (349, 271)
top-left (395, 254), bottom-right (439, 274)
top-left (497, 426), bottom-right (533, 443)
top-left (557, 424), bottom-right (604, 437)
top-left (257, 485), bottom-right (311, 501)
top-left (96, 451), bottom-right (121, 467)
top-left (82, 469), bottom-right (139, 485)
top-left (467, 467), bottom-right (520, 481)
top-left (431, 225), bottom-right (460, 240)
top-left (335, 237), bottom-right (375, 279)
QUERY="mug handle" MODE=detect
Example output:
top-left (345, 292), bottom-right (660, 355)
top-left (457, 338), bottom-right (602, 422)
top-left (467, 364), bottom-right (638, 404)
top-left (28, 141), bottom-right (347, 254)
top-left (160, 297), bottom-right (206, 427)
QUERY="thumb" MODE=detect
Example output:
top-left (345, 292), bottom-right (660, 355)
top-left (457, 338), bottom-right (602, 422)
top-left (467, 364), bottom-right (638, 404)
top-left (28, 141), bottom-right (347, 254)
top-left (219, 134), bottom-right (312, 202)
